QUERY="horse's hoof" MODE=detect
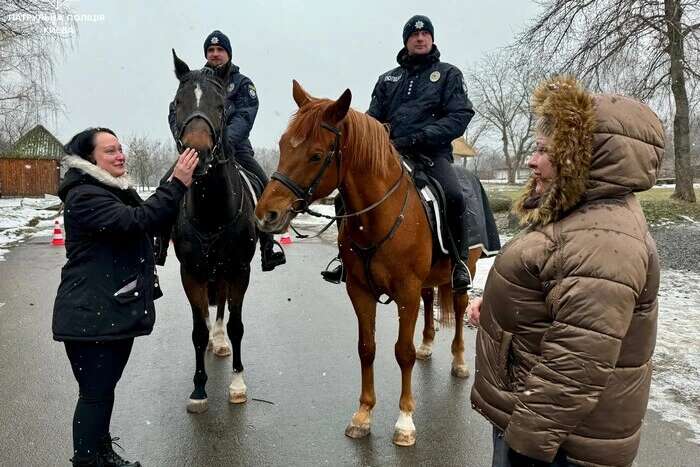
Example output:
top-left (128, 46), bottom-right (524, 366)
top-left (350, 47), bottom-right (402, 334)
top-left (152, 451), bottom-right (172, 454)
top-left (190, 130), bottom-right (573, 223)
top-left (213, 344), bottom-right (231, 357)
top-left (392, 428), bottom-right (416, 446)
top-left (187, 398), bottom-right (209, 413)
top-left (228, 389), bottom-right (247, 404)
top-left (345, 423), bottom-right (371, 439)
top-left (451, 364), bottom-right (470, 379)
top-left (416, 345), bottom-right (432, 360)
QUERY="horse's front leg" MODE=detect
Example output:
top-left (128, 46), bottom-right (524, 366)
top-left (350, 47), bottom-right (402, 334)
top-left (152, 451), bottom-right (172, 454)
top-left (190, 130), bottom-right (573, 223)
top-left (226, 265), bottom-right (251, 404)
top-left (416, 287), bottom-right (435, 360)
top-left (393, 284), bottom-right (421, 446)
top-left (211, 280), bottom-right (232, 357)
top-left (344, 281), bottom-right (377, 439)
top-left (181, 267), bottom-right (210, 413)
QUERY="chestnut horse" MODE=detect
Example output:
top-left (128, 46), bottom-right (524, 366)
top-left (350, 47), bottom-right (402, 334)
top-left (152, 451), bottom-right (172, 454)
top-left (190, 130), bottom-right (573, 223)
top-left (255, 81), bottom-right (478, 446)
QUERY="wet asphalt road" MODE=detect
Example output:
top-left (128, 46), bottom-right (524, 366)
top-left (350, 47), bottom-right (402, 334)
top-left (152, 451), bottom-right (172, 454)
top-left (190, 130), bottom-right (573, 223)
top-left (0, 234), bottom-right (699, 466)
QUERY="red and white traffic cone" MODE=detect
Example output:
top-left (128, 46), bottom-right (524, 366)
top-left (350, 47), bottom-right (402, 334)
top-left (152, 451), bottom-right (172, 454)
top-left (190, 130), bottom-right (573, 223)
top-left (279, 229), bottom-right (292, 245)
top-left (51, 219), bottom-right (65, 246)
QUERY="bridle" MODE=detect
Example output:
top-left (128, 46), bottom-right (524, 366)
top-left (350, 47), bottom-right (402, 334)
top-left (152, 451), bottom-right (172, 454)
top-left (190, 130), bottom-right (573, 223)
top-left (270, 123), bottom-right (405, 225)
top-left (175, 77), bottom-right (228, 176)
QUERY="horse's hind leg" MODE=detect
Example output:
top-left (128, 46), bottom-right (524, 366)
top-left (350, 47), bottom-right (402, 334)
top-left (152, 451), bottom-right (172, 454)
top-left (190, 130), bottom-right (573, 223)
top-left (211, 281), bottom-right (232, 357)
top-left (226, 265), bottom-right (251, 404)
top-left (416, 287), bottom-right (435, 360)
top-left (181, 267), bottom-right (210, 413)
top-left (450, 291), bottom-right (470, 379)
top-left (344, 282), bottom-right (377, 440)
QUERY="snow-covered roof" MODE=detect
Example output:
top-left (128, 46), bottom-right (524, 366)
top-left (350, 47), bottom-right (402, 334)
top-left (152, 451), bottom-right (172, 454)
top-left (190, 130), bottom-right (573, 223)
top-left (0, 125), bottom-right (65, 160)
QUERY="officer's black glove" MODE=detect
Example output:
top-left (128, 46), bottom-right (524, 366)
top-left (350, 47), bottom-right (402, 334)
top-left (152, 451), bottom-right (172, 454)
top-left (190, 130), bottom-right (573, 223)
top-left (391, 131), bottom-right (424, 153)
top-left (507, 448), bottom-right (550, 467)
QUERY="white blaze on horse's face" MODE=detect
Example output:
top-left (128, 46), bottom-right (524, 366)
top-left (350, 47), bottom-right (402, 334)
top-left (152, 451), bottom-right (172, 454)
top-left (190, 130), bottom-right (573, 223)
top-left (194, 83), bottom-right (203, 109)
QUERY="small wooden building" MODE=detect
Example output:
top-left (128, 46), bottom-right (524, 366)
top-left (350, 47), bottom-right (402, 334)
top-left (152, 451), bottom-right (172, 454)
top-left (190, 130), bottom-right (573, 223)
top-left (0, 125), bottom-right (65, 197)
top-left (452, 137), bottom-right (476, 159)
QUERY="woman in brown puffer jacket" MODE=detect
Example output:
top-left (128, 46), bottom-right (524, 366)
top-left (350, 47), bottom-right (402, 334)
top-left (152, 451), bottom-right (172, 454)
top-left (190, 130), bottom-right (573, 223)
top-left (469, 77), bottom-right (662, 467)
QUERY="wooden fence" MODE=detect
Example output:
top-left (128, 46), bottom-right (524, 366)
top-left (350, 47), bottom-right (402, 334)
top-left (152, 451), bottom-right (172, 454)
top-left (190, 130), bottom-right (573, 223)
top-left (0, 158), bottom-right (60, 197)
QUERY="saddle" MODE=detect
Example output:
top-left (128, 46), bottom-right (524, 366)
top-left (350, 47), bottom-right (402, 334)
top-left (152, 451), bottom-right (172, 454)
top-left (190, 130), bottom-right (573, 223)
top-left (401, 155), bottom-right (453, 258)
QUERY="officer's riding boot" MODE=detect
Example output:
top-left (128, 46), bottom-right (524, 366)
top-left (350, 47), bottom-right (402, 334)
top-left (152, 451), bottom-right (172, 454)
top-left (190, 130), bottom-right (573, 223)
top-left (450, 216), bottom-right (472, 292)
top-left (96, 434), bottom-right (141, 467)
top-left (259, 230), bottom-right (286, 272)
top-left (321, 255), bottom-right (345, 284)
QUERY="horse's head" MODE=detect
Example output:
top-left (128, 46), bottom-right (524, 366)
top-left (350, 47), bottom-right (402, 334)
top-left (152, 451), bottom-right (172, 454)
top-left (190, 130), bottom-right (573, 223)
top-left (256, 80), bottom-right (351, 233)
top-left (171, 49), bottom-right (228, 177)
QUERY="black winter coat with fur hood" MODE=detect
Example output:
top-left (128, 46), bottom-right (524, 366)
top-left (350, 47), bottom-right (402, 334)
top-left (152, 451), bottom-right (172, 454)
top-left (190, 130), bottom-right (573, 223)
top-left (52, 156), bottom-right (187, 341)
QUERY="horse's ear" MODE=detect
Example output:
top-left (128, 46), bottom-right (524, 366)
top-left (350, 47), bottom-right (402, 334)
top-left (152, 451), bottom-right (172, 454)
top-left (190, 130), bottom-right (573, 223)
top-left (324, 89), bottom-right (352, 125)
top-left (292, 80), bottom-right (312, 108)
top-left (172, 49), bottom-right (190, 81)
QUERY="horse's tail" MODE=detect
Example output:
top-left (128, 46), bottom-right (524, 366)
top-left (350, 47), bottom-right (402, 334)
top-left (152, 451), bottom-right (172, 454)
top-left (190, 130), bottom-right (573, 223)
top-left (437, 283), bottom-right (455, 328)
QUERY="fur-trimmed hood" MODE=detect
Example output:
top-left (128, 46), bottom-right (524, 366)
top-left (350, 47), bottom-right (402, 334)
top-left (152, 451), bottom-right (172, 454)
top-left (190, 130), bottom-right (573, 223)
top-left (58, 155), bottom-right (132, 200)
top-left (514, 76), bottom-right (664, 226)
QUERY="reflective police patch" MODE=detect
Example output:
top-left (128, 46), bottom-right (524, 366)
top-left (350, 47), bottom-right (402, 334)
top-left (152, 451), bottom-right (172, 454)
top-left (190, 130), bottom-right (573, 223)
top-left (248, 85), bottom-right (257, 98)
top-left (210, 36), bottom-right (219, 45)
top-left (415, 20), bottom-right (424, 29)
top-left (384, 74), bottom-right (402, 82)
top-left (430, 71), bottom-right (441, 82)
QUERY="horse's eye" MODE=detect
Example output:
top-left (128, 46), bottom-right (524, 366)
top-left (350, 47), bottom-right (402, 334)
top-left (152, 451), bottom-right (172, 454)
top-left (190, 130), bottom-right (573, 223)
top-left (310, 153), bottom-right (322, 162)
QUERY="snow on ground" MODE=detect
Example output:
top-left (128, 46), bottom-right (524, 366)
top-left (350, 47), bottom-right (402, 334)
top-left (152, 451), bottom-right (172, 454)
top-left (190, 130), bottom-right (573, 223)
top-left (0, 196), bottom-right (61, 261)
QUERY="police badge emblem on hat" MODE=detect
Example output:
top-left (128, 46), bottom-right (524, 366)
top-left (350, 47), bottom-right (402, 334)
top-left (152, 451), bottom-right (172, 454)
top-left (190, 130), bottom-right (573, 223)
top-left (211, 36), bottom-right (219, 45)
top-left (415, 20), bottom-right (424, 29)
top-left (430, 71), bottom-right (441, 82)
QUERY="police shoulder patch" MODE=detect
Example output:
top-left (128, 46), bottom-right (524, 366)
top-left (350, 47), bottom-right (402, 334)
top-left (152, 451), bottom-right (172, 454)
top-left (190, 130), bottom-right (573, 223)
top-left (430, 71), bottom-right (441, 82)
top-left (248, 85), bottom-right (257, 98)
top-left (227, 83), bottom-right (235, 93)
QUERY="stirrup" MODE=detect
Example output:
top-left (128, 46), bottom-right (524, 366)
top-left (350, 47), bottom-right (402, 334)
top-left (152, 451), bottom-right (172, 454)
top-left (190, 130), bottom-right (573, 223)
top-left (261, 239), bottom-right (286, 272)
top-left (321, 257), bottom-right (344, 284)
top-left (451, 260), bottom-right (472, 293)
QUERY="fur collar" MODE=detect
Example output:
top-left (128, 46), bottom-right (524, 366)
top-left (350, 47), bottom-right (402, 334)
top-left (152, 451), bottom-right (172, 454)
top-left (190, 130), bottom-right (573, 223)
top-left (513, 76), bottom-right (595, 227)
top-left (63, 155), bottom-right (133, 190)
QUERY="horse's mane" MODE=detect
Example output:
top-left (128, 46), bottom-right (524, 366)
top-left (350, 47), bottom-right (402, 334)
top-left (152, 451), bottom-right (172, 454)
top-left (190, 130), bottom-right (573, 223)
top-left (287, 100), bottom-right (398, 178)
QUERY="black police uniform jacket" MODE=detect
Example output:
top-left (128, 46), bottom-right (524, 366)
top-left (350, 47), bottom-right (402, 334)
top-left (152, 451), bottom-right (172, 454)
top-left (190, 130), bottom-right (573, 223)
top-left (367, 45), bottom-right (474, 161)
top-left (52, 156), bottom-right (187, 341)
top-left (168, 61), bottom-right (258, 158)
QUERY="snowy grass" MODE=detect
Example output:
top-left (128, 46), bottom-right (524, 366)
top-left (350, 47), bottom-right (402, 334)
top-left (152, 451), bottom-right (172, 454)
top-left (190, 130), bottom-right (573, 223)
top-left (0, 195), bottom-right (62, 261)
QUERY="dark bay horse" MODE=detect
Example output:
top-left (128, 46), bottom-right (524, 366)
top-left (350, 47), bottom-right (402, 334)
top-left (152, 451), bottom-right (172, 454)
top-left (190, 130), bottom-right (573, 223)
top-left (255, 81), bottom-right (478, 446)
top-left (170, 51), bottom-right (257, 413)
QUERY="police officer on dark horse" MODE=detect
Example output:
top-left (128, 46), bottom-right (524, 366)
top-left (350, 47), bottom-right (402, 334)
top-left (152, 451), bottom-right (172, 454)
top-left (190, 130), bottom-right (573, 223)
top-left (321, 15), bottom-right (475, 291)
top-left (159, 30), bottom-right (285, 272)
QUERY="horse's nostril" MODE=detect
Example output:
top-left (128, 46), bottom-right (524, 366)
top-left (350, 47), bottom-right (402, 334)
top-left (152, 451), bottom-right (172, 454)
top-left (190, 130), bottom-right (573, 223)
top-left (266, 211), bottom-right (279, 223)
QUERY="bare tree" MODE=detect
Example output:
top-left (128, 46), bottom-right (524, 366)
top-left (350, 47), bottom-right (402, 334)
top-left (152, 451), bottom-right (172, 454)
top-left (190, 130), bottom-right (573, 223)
top-left (467, 51), bottom-right (540, 184)
top-left (0, 1), bottom-right (75, 145)
top-left (516, 0), bottom-right (699, 202)
top-left (254, 147), bottom-right (280, 175)
top-left (125, 136), bottom-right (178, 189)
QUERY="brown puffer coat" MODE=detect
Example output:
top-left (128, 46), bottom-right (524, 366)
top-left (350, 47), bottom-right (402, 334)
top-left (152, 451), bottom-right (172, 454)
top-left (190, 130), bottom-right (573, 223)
top-left (470, 77), bottom-right (663, 467)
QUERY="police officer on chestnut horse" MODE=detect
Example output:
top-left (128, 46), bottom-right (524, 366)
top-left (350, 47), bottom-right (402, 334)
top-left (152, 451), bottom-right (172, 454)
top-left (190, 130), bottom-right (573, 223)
top-left (321, 15), bottom-right (475, 290)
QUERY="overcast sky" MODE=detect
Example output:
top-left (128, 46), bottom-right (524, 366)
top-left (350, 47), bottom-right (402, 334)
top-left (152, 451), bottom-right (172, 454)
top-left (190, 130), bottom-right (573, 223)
top-left (49, 0), bottom-right (541, 150)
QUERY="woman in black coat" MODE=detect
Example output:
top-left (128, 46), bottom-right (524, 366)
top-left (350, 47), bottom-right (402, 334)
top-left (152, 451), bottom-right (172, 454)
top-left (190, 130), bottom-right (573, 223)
top-left (53, 128), bottom-right (197, 467)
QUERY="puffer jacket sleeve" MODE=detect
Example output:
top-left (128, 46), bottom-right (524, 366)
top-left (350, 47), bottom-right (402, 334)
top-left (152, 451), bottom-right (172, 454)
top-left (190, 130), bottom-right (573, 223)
top-left (66, 179), bottom-right (187, 235)
top-left (418, 68), bottom-right (474, 147)
top-left (223, 76), bottom-right (258, 154)
top-left (504, 231), bottom-right (646, 462)
top-left (367, 76), bottom-right (387, 122)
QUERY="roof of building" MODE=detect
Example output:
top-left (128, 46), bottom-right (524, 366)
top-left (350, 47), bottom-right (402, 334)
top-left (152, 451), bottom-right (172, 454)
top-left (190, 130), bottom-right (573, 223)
top-left (0, 125), bottom-right (65, 160)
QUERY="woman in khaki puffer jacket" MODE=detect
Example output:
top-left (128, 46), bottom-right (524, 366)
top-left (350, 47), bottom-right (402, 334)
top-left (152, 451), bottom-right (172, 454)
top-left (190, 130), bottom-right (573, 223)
top-left (470, 77), bottom-right (662, 467)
